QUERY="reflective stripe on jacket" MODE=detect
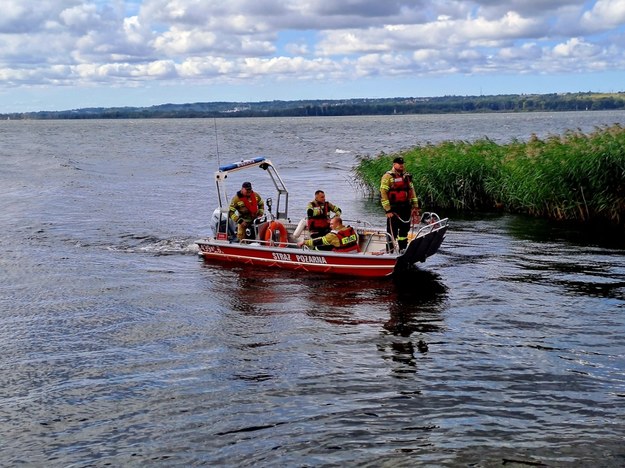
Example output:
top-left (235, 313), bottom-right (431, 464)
top-left (333, 226), bottom-right (359, 252)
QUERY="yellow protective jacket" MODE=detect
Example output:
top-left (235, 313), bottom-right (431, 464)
top-left (304, 225), bottom-right (358, 251)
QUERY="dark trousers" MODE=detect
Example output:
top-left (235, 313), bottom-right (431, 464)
top-left (310, 228), bottom-right (330, 239)
top-left (387, 205), bottom-right (411, 251)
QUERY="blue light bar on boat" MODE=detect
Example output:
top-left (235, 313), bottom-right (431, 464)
top-left (218, 157), bottom-right (266, 172)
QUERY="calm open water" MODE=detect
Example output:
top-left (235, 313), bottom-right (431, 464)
top-left (1, 112), bottom-right (625, 467)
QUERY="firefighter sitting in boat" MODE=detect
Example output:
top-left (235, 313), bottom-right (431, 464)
top-left (297, 216), bottom-right (359, 252)
top-left (229, 181), bottom-right (265, 240)
top-left (306, 190), bottom-right (342, 238)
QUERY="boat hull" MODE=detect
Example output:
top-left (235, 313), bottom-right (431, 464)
top-left (197, 241), bottom-right (399, 277)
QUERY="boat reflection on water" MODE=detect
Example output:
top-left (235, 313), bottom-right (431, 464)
top-left (385, 269), bottom-right (449, 337)
top-left (292, 267), bottom-right (448, 377)
top-left (380, 270), bottom-right (449, 374)
top-left (201, 260), bottom-right (447, 332)
top-left (201, 260), bottom-right (448, 376)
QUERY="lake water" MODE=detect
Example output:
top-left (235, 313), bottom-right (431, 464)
top-left (1, 112), bottom-right (625, 466)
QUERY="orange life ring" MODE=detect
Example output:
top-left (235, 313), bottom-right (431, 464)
top-left (264, 221), bottom-right (288, 247)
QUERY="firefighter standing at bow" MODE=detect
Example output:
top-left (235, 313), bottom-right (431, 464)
top-left (380, 157), bottom-right (420, 252)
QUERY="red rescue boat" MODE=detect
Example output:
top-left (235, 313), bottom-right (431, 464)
top-left (196, 157), bottom-right (448, 278)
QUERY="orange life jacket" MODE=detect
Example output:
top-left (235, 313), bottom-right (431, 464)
top-left (241, 191), bottom-right (259, 218)
top-left (387, 172), bottom-right (411, 205)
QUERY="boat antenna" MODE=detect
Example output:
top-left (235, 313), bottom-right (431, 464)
top-left (213, 117), bottom-right (221, 167)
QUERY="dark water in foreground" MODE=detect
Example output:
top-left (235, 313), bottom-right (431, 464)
top-left (1, 113), bottom-right (625, 466)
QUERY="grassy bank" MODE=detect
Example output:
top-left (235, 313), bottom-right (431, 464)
top-left (354, 124), bottom-right (625, 226)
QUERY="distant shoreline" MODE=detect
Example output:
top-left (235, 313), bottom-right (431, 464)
top-left (3, 91), bottom-right (625, 120)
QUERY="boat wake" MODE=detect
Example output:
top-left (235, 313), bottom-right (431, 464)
top-left (107, 234), bottom-right (199, 255)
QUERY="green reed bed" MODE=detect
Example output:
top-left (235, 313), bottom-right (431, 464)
top-left (354, 124), bottom-right (625, 225)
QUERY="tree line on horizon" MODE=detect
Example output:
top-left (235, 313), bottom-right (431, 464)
top-left (3, 92), bottom-right (625, 120)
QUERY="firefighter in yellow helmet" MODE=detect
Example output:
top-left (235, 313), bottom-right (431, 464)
top-left (380, 157), bottom-right (420, 252)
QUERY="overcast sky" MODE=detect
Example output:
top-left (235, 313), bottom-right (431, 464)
top-left (1, 0), bottom-right (624, 112)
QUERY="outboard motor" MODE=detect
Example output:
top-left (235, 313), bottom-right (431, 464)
top-left (211, 208), bottom-right (237, 240)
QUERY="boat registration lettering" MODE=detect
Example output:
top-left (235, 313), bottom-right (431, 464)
top-left (271, 252), bottom-right (328, 264)
top-left (272, 252), bottom-right (292, 261)
top-left (295, 254), bottom-right (328, 264)
top-left (202, 245), bottom-right (223, 254)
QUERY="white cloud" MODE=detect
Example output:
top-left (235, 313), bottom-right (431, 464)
top-left (285, 41), bottom-right (309, 56)
top-left (178, 56), bottom-right (236, 77)
top-left (581, 0), bottom-right (625, 30)
top-left (498, 42), bottom-right (542, 60)
top-left (152, 27), bottom-right (217, 55)
top-left (552, 37), bottom-right (602, 58)
top-left (59, 4), bottom-right (100, 32)
top-left (314, 11), bottom-right (546, 57)
top-left (0, 1), bottom-right (67, 33)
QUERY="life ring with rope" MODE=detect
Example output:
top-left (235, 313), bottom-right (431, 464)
top-left (264, 220), bottom-right (288, 247)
